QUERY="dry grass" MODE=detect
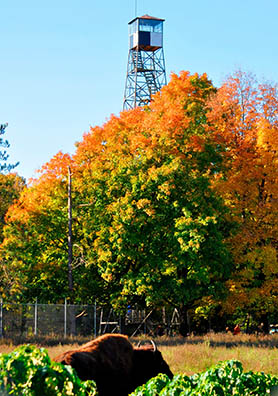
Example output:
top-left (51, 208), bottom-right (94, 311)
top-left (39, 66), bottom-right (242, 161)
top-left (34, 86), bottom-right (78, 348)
top-left (158, 333), bottom-right (278, 376)
top-left (1, 333), bottom-right (278, 376)
top-left (160, 343), bottom-right (278, 376)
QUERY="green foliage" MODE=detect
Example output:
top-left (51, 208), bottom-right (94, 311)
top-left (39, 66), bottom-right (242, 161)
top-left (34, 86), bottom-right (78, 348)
top-left (131, 360), bottom-right (278, 395)
top-left (0, 344), bottom-right (97, 395)
top-left (0, 173), bottom-right (25, 242)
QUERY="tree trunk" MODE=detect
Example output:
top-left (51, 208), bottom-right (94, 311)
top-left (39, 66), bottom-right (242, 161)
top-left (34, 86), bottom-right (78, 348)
top-left (179, 305), bottom-right (190, 336)
top-left (246, 313), bottom-right (251, 334)
top-left (260, 313), bottom-right (269, 335)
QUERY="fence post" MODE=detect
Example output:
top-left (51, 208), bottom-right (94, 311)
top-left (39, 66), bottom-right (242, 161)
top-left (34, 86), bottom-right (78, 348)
top-left (94, 302), bottom-right (97, 338)
top-left (64, 298), bottom-right (67, 338)
top-left (0, 298), bottom-right (3, 338)
top-left (34, 298), bottom-right (38, 336)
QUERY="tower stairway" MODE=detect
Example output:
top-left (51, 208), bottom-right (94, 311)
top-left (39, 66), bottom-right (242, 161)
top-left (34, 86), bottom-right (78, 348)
top-left (132, 51), bottom-right (158, 95)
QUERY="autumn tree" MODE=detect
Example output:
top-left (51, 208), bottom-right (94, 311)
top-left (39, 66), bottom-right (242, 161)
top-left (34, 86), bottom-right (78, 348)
top-left (208, 71), bottom-right (278, 332)
top-left (0, 152), bottom-right (104, 303)
top-left (73, 71), bottom-right (233, 334)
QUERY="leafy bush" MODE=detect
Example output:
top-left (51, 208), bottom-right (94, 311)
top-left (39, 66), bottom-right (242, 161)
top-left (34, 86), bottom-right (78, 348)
top-left (0, 344), bottom-right (97, 395)
top-left (131, 360), bottom-right (278, 395)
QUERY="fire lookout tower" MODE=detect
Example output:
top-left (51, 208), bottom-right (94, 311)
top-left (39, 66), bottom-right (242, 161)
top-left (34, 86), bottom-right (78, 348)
top-left (123, 15), bottom-right (167, 110)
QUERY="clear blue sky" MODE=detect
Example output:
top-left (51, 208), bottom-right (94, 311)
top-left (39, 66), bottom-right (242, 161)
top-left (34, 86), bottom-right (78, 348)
top-left (1, 0), bottom-right (278, 181)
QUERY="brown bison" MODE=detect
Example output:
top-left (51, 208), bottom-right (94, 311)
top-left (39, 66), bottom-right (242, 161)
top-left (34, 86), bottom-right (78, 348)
top-left (54, 333), bottom-right (173, 396)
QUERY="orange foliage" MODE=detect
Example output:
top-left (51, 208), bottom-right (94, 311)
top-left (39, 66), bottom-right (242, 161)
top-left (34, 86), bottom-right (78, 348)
top-left (208, 70), bottom-right (278, 316)
top-left (6, 152), bottom-right (72, 223)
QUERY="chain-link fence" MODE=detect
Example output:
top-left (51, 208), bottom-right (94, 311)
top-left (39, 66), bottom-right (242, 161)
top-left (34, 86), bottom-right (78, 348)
top-left (0, 300), bottom-right (181, 338)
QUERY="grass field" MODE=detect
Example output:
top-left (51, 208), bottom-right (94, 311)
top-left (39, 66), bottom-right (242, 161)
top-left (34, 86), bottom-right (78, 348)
top-left (1, 333), bottom-right (278, 376)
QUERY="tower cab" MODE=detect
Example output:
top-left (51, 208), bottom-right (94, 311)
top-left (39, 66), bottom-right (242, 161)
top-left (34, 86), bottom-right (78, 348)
top-left (129, 15), bottom-right (164, 51)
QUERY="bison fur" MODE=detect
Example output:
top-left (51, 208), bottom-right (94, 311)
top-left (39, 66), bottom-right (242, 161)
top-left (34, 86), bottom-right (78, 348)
top-left (54, 333), bottom-right (173, 396)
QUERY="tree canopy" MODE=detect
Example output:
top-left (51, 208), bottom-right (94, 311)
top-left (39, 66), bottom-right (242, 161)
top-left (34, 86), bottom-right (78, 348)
top-left (0, 73), bottom-right (232, 321)
top-left (208, 71), bottom-right (278, 332)
top-left (1, 70), bottom-right (278, 333)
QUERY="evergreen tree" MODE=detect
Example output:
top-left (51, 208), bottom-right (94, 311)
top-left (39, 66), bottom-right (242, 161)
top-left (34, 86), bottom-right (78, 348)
top-left (0, 123), bottom-right (19, 173)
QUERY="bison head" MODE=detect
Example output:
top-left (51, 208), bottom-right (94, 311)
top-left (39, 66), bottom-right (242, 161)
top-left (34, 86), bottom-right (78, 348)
top-left (130, 342), bottom-right (173, 391)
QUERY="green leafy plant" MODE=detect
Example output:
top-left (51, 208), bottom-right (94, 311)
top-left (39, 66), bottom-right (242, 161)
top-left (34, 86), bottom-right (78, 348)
top-left (0, 344), bottom-right (97, 395)
top-left (131, 360), bottom-right (278, 395)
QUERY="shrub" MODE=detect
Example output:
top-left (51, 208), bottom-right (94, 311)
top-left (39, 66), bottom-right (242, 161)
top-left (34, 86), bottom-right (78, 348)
top-left (0, 344), bottom-right (97, 395)
top-left (131, 360), bottom-right (278, 395)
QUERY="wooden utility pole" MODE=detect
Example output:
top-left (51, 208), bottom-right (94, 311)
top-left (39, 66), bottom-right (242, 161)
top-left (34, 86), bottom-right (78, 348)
top-left (67, 165), bottom-right (73, 294)
top-left (67, 165), bottom-right (76, 335)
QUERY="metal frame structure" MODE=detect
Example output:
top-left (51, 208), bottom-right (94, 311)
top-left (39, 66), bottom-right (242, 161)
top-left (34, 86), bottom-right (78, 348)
top-left (123, 16), bottom-right (167, 110)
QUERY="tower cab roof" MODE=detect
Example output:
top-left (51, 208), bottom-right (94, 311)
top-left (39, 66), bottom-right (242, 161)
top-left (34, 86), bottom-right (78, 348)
top-left (128, 14), bottom-right (165, 25)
